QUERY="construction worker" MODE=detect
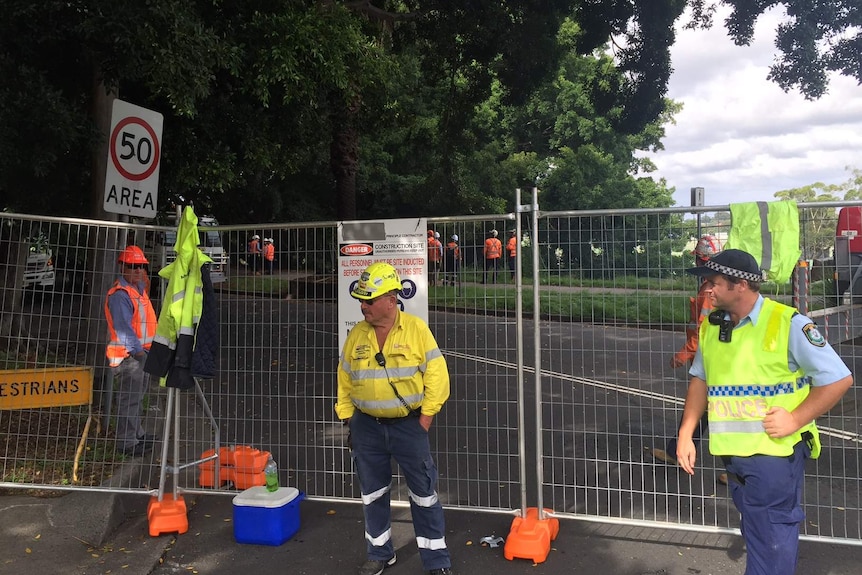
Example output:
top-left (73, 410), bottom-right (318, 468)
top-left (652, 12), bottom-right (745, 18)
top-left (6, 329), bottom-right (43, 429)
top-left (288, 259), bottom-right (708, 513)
top-left (444, 234), bottom-right (461, 286)
top-left (651, 235), bottom-right (726, 484)
top-left (506, 229), bottom-right (518, 280)
top-left (104, 245), bottom-right (158, 457)
top-left (336, 262), bottom-right (454, 575)
top-left (482, 229), bottom-right (502, 284)
top-left (427, 230), bottom-right (443, 287)
top-left (248, 234), bottom-right (262, 274)
top-left (678, 249), bottom-right (852, 575)
top-left (262, 237), bottom-right (275, 275)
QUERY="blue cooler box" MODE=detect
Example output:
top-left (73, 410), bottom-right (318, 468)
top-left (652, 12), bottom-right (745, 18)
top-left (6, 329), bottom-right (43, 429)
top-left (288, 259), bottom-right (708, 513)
top-left (233, 486), bottom-right (303, 545)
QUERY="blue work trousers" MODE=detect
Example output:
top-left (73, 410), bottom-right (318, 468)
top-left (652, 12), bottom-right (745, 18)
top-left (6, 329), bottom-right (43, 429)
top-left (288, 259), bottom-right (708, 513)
top-left (723, 440), bottom-right (809, 575)
top-left (350, 411), bottom-right (451, 571)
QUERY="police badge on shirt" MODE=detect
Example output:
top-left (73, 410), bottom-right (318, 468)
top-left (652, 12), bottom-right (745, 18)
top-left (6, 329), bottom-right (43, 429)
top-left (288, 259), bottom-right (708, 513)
top-left (802, 323), bottom-right (826, 347)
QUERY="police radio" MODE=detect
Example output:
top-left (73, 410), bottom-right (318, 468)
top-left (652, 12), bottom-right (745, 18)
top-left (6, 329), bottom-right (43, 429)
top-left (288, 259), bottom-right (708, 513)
top-left (708, 310), bottom-right (733, 343)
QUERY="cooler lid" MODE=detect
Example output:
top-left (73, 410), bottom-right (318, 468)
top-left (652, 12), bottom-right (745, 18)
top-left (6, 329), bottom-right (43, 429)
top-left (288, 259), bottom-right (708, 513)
top-left (233, 486), bottom-right (300, 508)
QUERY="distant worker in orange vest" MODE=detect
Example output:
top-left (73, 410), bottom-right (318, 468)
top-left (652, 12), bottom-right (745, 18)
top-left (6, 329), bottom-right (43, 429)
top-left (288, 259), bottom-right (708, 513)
top-left (506, 229), bottom-right (518, 280)
top-left (483, 229), bottom-right (502, 284)
top-left (651, 234), bottom-right (727, 484)
top-left (104, 245), bottom-right (158, 457)
top-left (427, 230), bottom-right (443, 287)
top-left (263, 237), bottom-right (275, 275)
top-left (444, 234), bottom-right (461, 287)
top-left (248, 234), bottom-right (262, 275)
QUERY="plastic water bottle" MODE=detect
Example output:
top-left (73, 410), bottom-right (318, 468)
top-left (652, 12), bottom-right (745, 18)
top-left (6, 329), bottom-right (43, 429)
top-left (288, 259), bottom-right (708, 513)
top-left (264, 455), bottom-right (279, 492)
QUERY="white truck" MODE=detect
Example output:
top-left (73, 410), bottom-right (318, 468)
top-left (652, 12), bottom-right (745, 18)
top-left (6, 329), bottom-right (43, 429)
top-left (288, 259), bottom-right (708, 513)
top-left (146, 215), bottom-right (228, 291)
top-left (23, 241), bottom-right (55, 289)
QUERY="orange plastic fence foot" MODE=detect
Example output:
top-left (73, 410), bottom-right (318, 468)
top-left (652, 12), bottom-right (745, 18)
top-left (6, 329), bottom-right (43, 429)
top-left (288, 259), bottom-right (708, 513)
top-left (147, 493), bottom-right (189, 537)
top-left (503, 507), bottom-right (560, 564)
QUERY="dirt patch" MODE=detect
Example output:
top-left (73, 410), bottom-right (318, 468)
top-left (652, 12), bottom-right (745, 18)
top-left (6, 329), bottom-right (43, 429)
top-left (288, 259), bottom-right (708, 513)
top-left (0, 407), bottom-right (121, 495)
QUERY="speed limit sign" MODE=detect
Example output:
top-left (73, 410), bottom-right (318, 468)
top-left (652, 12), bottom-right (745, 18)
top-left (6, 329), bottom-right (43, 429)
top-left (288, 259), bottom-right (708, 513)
top-left (103, 99), bottom-right (163, 218)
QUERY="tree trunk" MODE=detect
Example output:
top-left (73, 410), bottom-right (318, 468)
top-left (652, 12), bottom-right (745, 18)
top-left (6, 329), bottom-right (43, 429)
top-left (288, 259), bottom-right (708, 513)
top-left (87, 64), bottom-right (120, 410)
top-left (331, 117), bottom-right (359, 221)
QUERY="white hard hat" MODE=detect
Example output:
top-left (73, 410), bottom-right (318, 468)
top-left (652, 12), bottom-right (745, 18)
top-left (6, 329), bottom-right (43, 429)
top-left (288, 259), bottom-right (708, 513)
top-left (451, 234), bottom-right (459, 242)
top-left (434, 231), bottom-right (440, 238)
top-left (264, 237), bottom-right (272, 243)
top-left (252, 234), bottom-right (260, 240)
top-left (490, 229), bottom-right (498, 237)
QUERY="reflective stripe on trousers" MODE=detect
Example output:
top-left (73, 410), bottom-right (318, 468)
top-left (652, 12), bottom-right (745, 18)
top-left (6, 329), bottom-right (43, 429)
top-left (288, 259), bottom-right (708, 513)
top-left (350, 411), bottom-right (451, 571)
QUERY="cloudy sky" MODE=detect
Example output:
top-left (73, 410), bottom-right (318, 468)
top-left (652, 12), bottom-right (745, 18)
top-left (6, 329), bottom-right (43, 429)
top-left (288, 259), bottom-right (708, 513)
top-left (644, 7), bottom-right (862, 208)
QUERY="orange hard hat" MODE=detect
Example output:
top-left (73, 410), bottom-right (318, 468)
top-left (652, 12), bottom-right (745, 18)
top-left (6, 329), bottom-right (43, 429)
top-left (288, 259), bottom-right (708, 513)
top-left (427, 229), bottom-right (434, 236)
top-left (118, 245), bottom-right (149, 265)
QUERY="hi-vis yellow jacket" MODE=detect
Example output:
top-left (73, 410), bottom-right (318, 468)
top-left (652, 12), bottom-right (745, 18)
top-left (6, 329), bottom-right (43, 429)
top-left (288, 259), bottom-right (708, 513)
top-left (727, 200), bottom-right (800, 283)
top-left (144, 207), bottom-right (212, 389)
top-left (701, 297), bottom-right (820, 458)
top-left (336, 311), bottom-right (450, 420)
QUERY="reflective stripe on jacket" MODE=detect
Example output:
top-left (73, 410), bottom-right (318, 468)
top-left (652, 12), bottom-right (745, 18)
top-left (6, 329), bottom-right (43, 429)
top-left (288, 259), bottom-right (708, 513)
top-left (702, 297), bottom-right (819, 458)
top-left (726, 200), bottom-right (800, 283)
top-left (446, 241), bottom-right (460, 260)
top-left (484, 238), bottom-right (502, 259)
top-left (145, 207), bottom-right (213, 388)
top-left (105, 280), bottom-right (157, 367)
top-left (336, 310), bottom-right (450, 419)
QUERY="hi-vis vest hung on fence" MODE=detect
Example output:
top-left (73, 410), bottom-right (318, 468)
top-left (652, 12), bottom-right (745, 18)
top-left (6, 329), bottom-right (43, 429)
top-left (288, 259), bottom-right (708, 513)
top-left (145, 206), bottom-right (212, 389)
top-left (701, 298), bottom-right (820, 459)
top-left (726, 200), bottom-right (801, 283)
top-left (105, 281), bottom-right (157, 367)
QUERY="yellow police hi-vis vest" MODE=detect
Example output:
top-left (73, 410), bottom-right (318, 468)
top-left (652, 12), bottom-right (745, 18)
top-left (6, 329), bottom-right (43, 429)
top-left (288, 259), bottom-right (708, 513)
top-left (335, 310), bottom-right (450, 420)
top-left (701, 298), bottom-right (820, 458)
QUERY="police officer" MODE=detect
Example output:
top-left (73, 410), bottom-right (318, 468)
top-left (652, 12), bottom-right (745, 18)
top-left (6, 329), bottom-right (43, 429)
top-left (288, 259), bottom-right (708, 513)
top-left (336, 262), bottom-right (454, 575)
top-left (677, 249), bottom-right (852, 575)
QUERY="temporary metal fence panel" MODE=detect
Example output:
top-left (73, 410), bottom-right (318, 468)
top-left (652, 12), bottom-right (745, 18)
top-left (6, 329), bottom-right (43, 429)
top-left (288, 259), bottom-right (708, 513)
top-left (534, 203), bottom-right (861, 543)
top-left (0, 204), bottom-right (859, 546)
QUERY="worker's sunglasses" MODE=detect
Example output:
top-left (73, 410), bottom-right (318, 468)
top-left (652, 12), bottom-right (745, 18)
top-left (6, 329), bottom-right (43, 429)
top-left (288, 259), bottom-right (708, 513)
top-left (361, 295), bottom-right (388, 306)
top-left (125, 263), bottom-right (146, 270)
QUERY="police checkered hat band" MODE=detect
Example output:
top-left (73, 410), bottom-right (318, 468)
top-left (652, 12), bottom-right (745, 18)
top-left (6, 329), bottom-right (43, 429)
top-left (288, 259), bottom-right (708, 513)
top-left (686, 249), bottom-right (765, 282)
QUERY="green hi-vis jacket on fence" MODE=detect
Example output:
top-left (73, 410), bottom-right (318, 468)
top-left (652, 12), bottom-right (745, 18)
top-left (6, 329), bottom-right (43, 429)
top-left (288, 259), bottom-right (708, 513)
top-left (727, 200), bottom-right (801, 283)
top-left (701, 298), bottom-right (820, 459)
top-left (144, 207), bottom-right (213, 389)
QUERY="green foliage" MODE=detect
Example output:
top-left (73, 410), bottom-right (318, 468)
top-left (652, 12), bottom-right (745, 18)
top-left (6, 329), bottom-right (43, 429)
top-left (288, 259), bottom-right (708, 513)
top-left (774, 168), bottom-right (862, 259)
top-left (688, 1), bottom-right (862, 99)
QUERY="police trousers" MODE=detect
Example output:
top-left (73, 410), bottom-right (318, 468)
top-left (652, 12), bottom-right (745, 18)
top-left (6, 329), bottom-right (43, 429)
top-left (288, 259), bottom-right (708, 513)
top-left (722, 439), bottom-right (810, 575)
top-left (350, 410), bottom-right (451, 571)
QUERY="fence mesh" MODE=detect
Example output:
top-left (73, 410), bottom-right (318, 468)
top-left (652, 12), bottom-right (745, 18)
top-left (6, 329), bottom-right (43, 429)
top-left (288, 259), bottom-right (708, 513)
top-left (0, 204), bottom-right (859, 543)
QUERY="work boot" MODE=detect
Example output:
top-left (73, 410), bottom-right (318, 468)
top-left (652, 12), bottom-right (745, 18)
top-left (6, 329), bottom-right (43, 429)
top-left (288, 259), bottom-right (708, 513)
top-left (358, 555), bottom-right (396, 575)
top-left (427, 569), bottom-right (454, 575)
top-left (650, 447), bottom-right (678, 466)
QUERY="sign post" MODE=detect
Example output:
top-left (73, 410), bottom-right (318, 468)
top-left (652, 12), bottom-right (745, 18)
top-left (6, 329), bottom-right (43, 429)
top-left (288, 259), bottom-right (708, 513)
top-left (103, 99), bottom-right (163, 219)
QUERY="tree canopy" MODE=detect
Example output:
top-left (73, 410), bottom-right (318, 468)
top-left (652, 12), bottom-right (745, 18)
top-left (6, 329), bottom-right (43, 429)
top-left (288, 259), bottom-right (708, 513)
top-left (1, 1), bottom-right (858, 222)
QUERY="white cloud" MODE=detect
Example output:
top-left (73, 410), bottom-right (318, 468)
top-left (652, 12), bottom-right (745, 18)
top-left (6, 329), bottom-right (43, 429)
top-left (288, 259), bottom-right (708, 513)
top-left (644, 6), bottom-right (862, 207)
